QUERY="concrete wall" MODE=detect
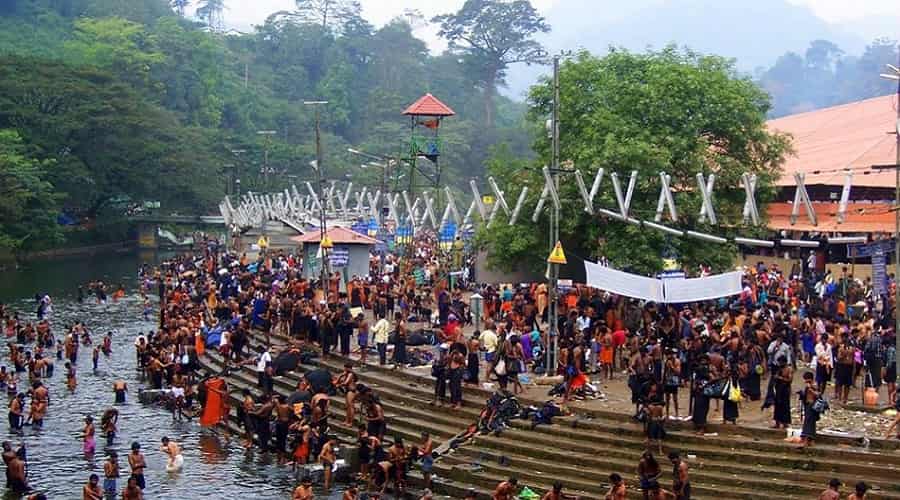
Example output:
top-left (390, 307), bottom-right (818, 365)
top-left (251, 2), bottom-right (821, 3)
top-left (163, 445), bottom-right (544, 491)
top-left (473, 250), bottom-right (542, 285)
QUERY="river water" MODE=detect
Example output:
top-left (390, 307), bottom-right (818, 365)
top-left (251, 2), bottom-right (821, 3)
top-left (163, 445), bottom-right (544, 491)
top-left (0, 252), bottom-right (333, 499)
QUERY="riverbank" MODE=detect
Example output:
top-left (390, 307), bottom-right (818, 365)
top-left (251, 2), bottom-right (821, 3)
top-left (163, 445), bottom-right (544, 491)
top-left (0, 240), bottom-right (136, 267)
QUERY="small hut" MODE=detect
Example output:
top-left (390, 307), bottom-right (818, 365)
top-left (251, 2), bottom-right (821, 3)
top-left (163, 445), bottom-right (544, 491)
top-left (291, 226), bottom-right (379, 281)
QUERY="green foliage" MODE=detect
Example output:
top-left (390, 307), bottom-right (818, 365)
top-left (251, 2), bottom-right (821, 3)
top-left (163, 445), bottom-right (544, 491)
top-left (759, 38), bottom-right (899, 117)
top-left (0, 56), bottom-right (222, 217)
top-left (433, 0), bottom-right (550, 127)
top-left (481, 48), bottom-right (791, 275)
top-left (0, 129), bottom-right (62, 253)
top-left (0, 0), bottom-right (535, 255)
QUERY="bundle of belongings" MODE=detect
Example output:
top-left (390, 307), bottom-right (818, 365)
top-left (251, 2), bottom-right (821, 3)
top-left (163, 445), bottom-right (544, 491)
top-left (547, 380), bottom-right (604, 401)
top-left (272, 344), bottom-right (319, 376)
top-left (477, 390), bottom-right (522, 434)
top-left (520, 400), bottom-right (564, 429)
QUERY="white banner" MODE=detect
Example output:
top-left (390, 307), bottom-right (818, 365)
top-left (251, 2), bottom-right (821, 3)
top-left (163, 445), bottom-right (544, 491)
top-left (584, 261), bottom-right (742, 303)
top-left (584, 260), bottom-right (664, 302)
top-left (662, 271), bottom-right (743, 303)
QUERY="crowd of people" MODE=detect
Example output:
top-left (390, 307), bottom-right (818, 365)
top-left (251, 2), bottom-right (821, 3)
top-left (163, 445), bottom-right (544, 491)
top-left (4, 225), bottom-right (900, 499)
top-left (154, 238), bottom-right (900, 498)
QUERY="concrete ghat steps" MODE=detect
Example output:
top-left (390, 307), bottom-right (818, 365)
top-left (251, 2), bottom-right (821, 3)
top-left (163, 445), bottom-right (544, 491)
top-left (309, 355), bottom-right (900, 490)
top-left (201, 358), bottom-right (892, 500)
top-left (229, 332), bottom-right (900, 498)
top-left (198, 355), bottom-right (496, 499)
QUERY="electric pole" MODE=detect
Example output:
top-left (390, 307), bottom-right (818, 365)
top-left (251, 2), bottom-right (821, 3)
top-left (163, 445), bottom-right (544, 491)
top-left (305, 101), bottom-right (329, 300)
top-left (547, 54), bottom-right (561, 375)
top-left (876, 55), bottom-right (900, 385)
top-left (257, 130), bottom-right (276, 189)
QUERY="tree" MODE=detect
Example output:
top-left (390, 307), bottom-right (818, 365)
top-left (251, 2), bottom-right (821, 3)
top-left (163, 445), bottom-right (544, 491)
top-left (293, 0), bottom-right (361, 33)
top-left (196, 0), bottom-right (224, 31)
top-left (760, 38), bottom-right (899, 117)
top-left (63, 17), bottom-right (165, 91)
top-left (0, 129), bottom-right (62, 254)
top-left (480, 48), bottom-right (791, 275)
top-left (0, 56), bottom-right (222, 218)
top-left (433, 0), bottom-right (549, 127)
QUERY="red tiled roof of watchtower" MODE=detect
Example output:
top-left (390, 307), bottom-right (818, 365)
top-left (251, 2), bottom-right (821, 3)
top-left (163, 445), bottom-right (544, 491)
top-left (402, 93), bottom-right (456, 116)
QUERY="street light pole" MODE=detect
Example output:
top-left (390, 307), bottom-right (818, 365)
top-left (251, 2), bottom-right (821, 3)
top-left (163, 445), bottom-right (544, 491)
top-left (305, 101), bottom-right (329, 301)
top-left (547, 54), bottom-right (561, 375)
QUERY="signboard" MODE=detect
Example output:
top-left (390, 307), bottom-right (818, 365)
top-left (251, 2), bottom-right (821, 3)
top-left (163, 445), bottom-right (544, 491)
top-left (330, 246), bottom-right (350, 267)
top-left (872, 248), bottom-right (888, 296)
top-left (351, 220), bottom-right (368, 236)
top-left (849, 240), bottom-right (895, 258)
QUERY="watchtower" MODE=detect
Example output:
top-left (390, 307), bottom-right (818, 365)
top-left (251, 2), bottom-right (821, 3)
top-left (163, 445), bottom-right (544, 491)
top-left (402, 93), bottom-right (455, 191)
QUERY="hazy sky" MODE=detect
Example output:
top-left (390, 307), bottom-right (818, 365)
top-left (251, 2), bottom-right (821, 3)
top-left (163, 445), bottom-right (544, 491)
top-left (216, 0), bottom-right (899, 50)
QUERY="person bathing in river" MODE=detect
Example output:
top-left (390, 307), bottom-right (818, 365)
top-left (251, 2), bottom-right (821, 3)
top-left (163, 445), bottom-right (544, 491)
top-left (127, 442), bottom-right (146, 490)
top-left (83, 415), bottom-right (96, 455)
top-left (103, 450), bottom-right (120, 499)
top-left (113, 380), bottom-right (127, 404)
top-left (66, 361), bottom-right (77, 391)
top-left (160, 436), bottom-right (183, 472)
top-left (101, 408), bottom-right (118, 447)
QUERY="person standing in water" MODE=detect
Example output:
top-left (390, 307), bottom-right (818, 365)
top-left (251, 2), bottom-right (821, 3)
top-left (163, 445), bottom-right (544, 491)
top-left (127, 442), bottom-right (146, 490)
top-left (8, 393), bottom-right (25, 430)
top-left (83, 416), bottom-right (96, 455)
top-left (113, 380), bottom-right (127, 404)
top-left (83, 473), bottom-right (102, 500)
top-left (121, 476), bottom-right (143, 500)
top-left (160, 437), bottom-right (183, 472)
top-left (66, 362), bottom-right (77, 391)
top-left (101, 408), bottom-right (118, 447)
top-left (3, 441), bottom-right (29, 493)
top-left (103, 450), bottom-right (120, 499)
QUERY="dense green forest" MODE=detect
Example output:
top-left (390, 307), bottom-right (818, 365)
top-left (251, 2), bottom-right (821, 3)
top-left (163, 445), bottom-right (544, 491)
top-left (0, 0), bottom-right (535, 254)
top-left (759, 38), bottom-right (899, 117)
top-left (0, 0), bottom-right (896, 260)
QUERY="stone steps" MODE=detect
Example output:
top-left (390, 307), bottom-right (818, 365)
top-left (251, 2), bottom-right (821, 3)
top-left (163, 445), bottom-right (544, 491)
top-left (309, 354), bottom-right (900, 490)
top-left (219, 331), bottom-right (900, 498)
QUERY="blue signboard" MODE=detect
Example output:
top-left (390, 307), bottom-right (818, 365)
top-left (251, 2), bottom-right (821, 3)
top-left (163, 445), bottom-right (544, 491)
top-left (351, 220), bottom-right (368, 236)
top-left (849, 240), bottom-right (895, 258)
top-left (872, 248), bottom-right (888, 296)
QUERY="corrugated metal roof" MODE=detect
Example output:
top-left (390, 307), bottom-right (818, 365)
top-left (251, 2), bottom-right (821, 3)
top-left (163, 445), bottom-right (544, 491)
top-left (767, 94), bottom-right (898, 188)
top-left (766, 201), bottom-right (896, 233)
top-left (402, 93), bottom-right (456, 116)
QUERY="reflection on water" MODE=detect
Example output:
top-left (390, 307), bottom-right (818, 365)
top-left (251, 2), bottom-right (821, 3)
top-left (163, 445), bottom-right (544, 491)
top-left (0, 252), bottom-right (342, 499)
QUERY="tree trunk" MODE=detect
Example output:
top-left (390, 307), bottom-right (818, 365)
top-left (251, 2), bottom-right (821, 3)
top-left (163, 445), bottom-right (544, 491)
top-left (484, 71), bottom-right (496, 128)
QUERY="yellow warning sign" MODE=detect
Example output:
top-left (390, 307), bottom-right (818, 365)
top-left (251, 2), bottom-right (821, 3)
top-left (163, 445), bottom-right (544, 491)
top-left (547, 241), bottom-right (567, 265)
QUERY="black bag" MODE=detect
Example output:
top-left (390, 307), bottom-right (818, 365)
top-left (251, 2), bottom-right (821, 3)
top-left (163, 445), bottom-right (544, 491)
top-left (702, 379), bottom-right (728, 399)
top-left (811, 397), bottom-right (829, 414)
